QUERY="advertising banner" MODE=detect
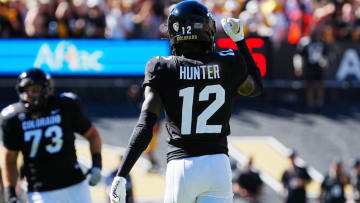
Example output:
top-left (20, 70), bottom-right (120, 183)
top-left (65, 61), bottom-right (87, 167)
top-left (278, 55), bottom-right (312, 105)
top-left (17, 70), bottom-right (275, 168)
top-left (0, 39), bottom-right (170, 76)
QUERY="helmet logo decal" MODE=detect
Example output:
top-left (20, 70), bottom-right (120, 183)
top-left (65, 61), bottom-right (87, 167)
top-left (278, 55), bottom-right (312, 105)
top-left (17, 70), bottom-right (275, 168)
top-left (194, 23), bottom-right (203, 29)
top-left (207, 12), bottom-right (213, 19)
top-left (173, 22), bottom-right (179, 32)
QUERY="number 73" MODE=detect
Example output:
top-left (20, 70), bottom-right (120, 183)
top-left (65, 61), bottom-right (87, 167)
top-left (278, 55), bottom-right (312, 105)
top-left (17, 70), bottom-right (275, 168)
top-left (24, 125), bottom-right (63, 158)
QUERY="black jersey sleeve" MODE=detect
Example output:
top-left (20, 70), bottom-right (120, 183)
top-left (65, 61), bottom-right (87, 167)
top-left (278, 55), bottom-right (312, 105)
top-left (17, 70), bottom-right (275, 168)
top-left (232, 50), bottom-right (250, 88)
top-left (236, 40), bottom-right (263, 96)
top-left (143, 57), bottom-right (161, 89)
top-left (1, 113), bottom-right (22, 151)
top-left (66, 99), bottom-right (91, 135)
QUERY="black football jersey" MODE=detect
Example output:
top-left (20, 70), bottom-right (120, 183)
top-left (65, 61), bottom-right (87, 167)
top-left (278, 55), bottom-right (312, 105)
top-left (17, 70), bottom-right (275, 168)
top-left (299, 40), bottom-right (328, 70)
top-left (0, 95), bottom-right (91, 192)
top-left (143, 50), bottom-right (248, 161)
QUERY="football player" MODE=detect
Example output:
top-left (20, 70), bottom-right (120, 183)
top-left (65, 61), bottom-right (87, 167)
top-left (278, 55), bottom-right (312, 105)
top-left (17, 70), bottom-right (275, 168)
top-left (109, 1), bottom-right (262, 203)
top-left (0, 68), bottom-right (102, 203)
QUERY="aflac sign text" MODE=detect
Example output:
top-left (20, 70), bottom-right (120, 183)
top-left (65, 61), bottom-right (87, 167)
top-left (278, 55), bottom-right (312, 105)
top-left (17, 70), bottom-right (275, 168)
top-left (0, 39), bottom-right (170, 76)
top-left (34, 41), bottom-right (103, 72)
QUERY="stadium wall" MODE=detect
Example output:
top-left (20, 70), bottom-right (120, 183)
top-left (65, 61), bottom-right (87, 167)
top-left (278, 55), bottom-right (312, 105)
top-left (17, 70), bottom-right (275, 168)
top-left (0, 39), bottom-right (359, 102)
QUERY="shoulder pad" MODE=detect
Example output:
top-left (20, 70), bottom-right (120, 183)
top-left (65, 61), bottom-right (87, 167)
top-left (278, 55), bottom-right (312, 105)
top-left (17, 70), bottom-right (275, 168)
top-left (1, 105), bottom-right (15, 117)
top-left (57, 93), bottom-right (82, 108)
top-left (177, 56), bottom-right (204, 65)
top-left (59, 92), bottom-right (79, 101)
top-left (159, 56), bottom-right (173, 61)
top-left (217, 49), bottom-right (235, 57)
top-left (0, 103), bottom-right (23, 119)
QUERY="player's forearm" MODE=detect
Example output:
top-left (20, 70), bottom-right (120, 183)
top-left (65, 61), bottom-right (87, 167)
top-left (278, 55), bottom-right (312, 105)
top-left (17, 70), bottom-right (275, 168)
top-left (87, 126), bottom-right (102, 169)
top-left (3, 163), bottom-right (18, 187)
top-left (116, 112), bottom-right (158, 178)
top-left (236, 40), bottom-right (263, 96)
top-left (3, 149), bottom-right (18, 187)
top-left (88, 129), bottom-right (101, 154)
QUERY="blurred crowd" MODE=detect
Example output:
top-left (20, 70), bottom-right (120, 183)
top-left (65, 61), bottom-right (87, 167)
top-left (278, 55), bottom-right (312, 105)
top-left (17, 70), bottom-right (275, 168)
top-left (232, 153), bottom-right (360, 203)
top-left (0, 0), bottom-right (359, 44)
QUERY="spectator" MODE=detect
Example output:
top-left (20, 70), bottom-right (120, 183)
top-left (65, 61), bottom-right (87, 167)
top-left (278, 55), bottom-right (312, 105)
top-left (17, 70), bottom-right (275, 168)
top-left (293, 26), bottom-right (329, 111)
top-left (71, 0), bottom-right (88, 38)
top-left (24, 0), bottom-right (57, 38)
top-left (55, 0), bottom-right (74, 38)
top-left (233, 157), bottom-right (264, 203)
top-left (85, 0), bottom-right (106, 38)
top-left (1, 0), bottom-right (360, 43)
top-left (321, 160), bottom-right (349, 203)
top-left (281, 150), bottom-right (311, 203)
top-left (285, 0), bottom-right (314, 44)
top-left (0, 0), bottom-right (26, 37)
top-left (132, 0), bottom-right (165, 39)
top-left (351, 159), bottom-right (360, 203)
top-left (105, 0), bottom-right (134, 39)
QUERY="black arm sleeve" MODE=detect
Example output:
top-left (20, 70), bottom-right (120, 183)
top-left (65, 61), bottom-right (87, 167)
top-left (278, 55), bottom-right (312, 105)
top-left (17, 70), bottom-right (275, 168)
top-left (116, 112), bottom-right (158, 177)
top-left (236, 40), bottom-right (263, 97)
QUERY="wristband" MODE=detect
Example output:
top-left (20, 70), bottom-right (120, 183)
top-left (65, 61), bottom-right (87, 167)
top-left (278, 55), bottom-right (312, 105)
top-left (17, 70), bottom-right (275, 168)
top-left (92, 152), bottom-right (102, 169)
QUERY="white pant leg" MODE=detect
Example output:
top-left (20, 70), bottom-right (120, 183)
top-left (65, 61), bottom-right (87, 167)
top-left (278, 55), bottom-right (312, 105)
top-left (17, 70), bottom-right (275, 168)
top-left (65, 180), bottom-right (92, 203)
top-left (28, 180), bottom-right (92, 203)
top-left (28, 190), bottom-right (64, 203)
top-left (164, 158), bottom-right (196, 203)
top-left (164, 154), bottom-right (233, 203)
top-left (196, 154), bottom-right (233, 202)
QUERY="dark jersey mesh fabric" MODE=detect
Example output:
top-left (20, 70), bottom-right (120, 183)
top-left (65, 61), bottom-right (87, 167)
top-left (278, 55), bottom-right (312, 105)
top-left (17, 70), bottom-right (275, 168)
top-left (143, 50), bottom-right (248, 162)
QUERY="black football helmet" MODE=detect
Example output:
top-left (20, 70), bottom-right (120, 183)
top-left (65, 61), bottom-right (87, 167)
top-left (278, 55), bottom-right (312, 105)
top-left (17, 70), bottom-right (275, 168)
top-left (16, 68), bottom-right (53, 111)
top-left (168, 0), bottom-right (216, 55)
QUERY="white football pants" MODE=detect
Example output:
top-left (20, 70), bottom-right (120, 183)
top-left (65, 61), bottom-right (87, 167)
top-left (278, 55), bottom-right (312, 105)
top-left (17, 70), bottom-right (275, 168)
top-left (164, 154), bottom-right (233, 203)
top-left (27, 180), bottom-right (92, 203)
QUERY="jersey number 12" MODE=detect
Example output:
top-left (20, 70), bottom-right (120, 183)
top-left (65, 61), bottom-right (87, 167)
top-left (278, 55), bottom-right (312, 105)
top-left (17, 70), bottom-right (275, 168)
top-left (179, 84), bottom-right (225, 135)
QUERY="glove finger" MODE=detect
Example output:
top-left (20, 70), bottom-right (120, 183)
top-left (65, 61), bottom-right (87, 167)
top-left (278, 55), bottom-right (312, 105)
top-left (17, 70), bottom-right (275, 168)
top-left (225, 24), bottom-right (234, 36)
top-left (110, 197), bottom-right (119, 203)
top-left (110, 194), bottom-right (120, 203)
top-left (221, 18), bottom-right (227, 27)
top-left (234, 18), bottom-right (243, 33)
top-left (221, 18), bottom-right (232, 30)
top-left (222, 20), bottom-right (232, 34)
top-left (227, 18), bottom-right (235, 28)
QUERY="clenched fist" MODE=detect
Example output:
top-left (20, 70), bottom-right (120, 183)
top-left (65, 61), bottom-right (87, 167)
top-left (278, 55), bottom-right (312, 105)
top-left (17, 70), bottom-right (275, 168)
top-left (221, 17), bottom-right (244, 42)
top-left (109, 176), bottom-right (127, 203)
